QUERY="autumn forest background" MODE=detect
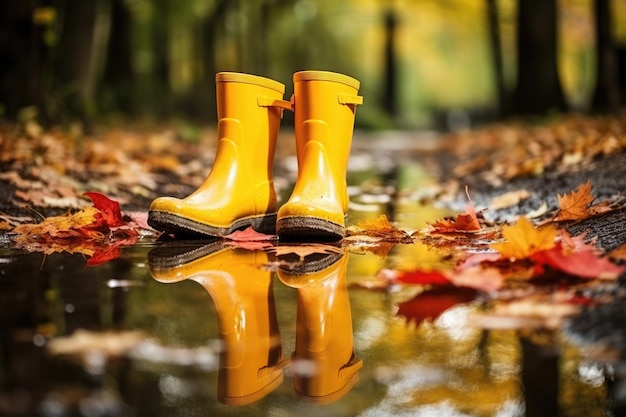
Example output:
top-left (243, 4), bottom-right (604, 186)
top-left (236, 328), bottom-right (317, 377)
top-left (1, 0), bottom-right (625, 133)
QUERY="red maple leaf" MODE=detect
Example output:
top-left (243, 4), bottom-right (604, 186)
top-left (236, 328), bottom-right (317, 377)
top-left (84, 191), bottom-right (126, 227)
top-left (531, 242), bottom-right (624, 279)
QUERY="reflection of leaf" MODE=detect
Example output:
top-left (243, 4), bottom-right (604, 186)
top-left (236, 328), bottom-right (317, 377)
top-left (397, 287), bottom-right (478, 325)
top-left (269, 243), bottom-right (344, 261)
top-left (392, 269), bottom-right (451, 286)
top-left (347, 215), bottom-right (413, 243)
top-left (554, 180), bottom-right (594, 221)
top-left (490, 218), bottom-right (557, 260)
top-left (48, 329), bottom-right (146, 359)
top-left (344, 236), bottom-right (397, 258)
top-left (448, 266), bottom-right (504, 292)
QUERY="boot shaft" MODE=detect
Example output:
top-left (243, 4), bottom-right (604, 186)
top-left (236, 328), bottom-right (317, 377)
top-left (292, 71), bottom-right (362, 172)
top-left (215, 72), bottom-right (288, 175)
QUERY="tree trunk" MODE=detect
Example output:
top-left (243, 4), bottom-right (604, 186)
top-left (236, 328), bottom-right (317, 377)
top-left (514, 0), bottom-right (567, 115)
top-left (0, 0), bottom-right (49, 120)
top-left (591, 0), bottom-right (620, 113)
top-left (383, 9), bottom-right (398, 118)
top-left (53, 0), bottom-right (99, 122)
top-left (101, 0), bottom-right (133, 114)
top-left (195, 0), bottom-right (230, 122)
top-left (486, 0), bottom-right (507, 117)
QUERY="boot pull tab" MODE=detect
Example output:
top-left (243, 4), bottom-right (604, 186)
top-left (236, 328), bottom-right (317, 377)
top-left (338, 93), bottom-right (363, 106)
top-left (258, 95), bottom-right (294, 111)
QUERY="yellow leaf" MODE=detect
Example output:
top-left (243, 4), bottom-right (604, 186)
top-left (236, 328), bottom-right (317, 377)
top-left (490, 217), bottom-right (557, 260)
top-left (13, 206), bottom-right (101, 238)
top-left (554, 180), bottom-right (594, 221)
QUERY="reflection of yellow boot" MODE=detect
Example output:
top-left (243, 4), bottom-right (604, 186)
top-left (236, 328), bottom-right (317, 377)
top-left (149, 72), bottom-right (291, 237)
top-left (277, 71), bottom-right (363, 241)
top-left (149, 243), bottom-right (288, 405)
top-left (277, 249), bottom-right (363, 404)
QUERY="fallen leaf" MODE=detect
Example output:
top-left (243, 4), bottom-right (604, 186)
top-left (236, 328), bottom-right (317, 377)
top-left (490, 218), bottom-right (557, 260)
top-left (531, 243), bottom-right (624, 279)
top-left (12, 193), bottom-right (139, 263)
top-left (84, 191), bottom-right (125, 227)
top-left (489, 189), bottom-right (530, 210)
top-left (429, 186), bottom-right (481, 233)
top-left (347, 214), bottom-right (413, 243)
top-left (221, 226), bottom-right (277, 242)
top-left (554, 180), bottom-right (594, 221)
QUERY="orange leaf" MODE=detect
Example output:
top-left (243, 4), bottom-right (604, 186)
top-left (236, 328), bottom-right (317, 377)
top-left (430, 186), bottom-right (481, 233)
top-left (554, 180), bottom-right (594, 221)
top-left (490, 217), bottom-right (557, 260)
top-left (351, 215), bottom-right (413, 243)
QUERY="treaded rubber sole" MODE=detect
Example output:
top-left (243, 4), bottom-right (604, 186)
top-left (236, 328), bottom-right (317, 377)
top-left (148, 210), bottom-right (277, 238)
top-left (276, 216), bottom-right (345, 242)
top-left (148, 240), bottom-right (227, 271)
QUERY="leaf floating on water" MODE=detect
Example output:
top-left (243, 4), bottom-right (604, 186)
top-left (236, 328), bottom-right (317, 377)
top-left (347, 214), bottom-right (413, 243)
top-left (429, 186), bottom-right (482, 233)
top-left (490, 218), bottom-right (557, 260)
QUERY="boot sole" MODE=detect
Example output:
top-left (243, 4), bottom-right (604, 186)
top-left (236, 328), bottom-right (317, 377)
top-left (148, 240), bottom-right (227, 272)
top-left (148, 210), bottom-right (277, 238)
top-left (276, 216), bottom-right (345, 242)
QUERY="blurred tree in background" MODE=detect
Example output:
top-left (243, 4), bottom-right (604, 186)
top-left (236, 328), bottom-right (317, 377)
top-left (0, 0), bottom-right (624, 131)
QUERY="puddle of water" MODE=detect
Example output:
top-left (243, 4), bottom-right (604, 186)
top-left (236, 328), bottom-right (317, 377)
top-left (0, 241), bottom-right (612, 417)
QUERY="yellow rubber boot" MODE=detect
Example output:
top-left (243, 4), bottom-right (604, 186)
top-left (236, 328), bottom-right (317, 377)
top-left (148, 243), bottom-right (289, 405)
top-left (277, 249), bottom-right (363, 404)
top-left (277, 71), bottom-right (362, 241)
top-left (149, 72), bottom-right (292, 237)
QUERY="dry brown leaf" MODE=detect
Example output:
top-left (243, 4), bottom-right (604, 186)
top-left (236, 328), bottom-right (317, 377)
top-left (489, 189), bottom-right (531, 210)
top-left (554, 180), bottom-right (594, 221)
top-left (348, 214), bottom-right (413, 243)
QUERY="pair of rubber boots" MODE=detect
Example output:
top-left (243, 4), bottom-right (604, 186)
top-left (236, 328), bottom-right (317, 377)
top-left (148, 70), bottom-right (363, 241)
top-left (148, 243), bottom-right (362, 405)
